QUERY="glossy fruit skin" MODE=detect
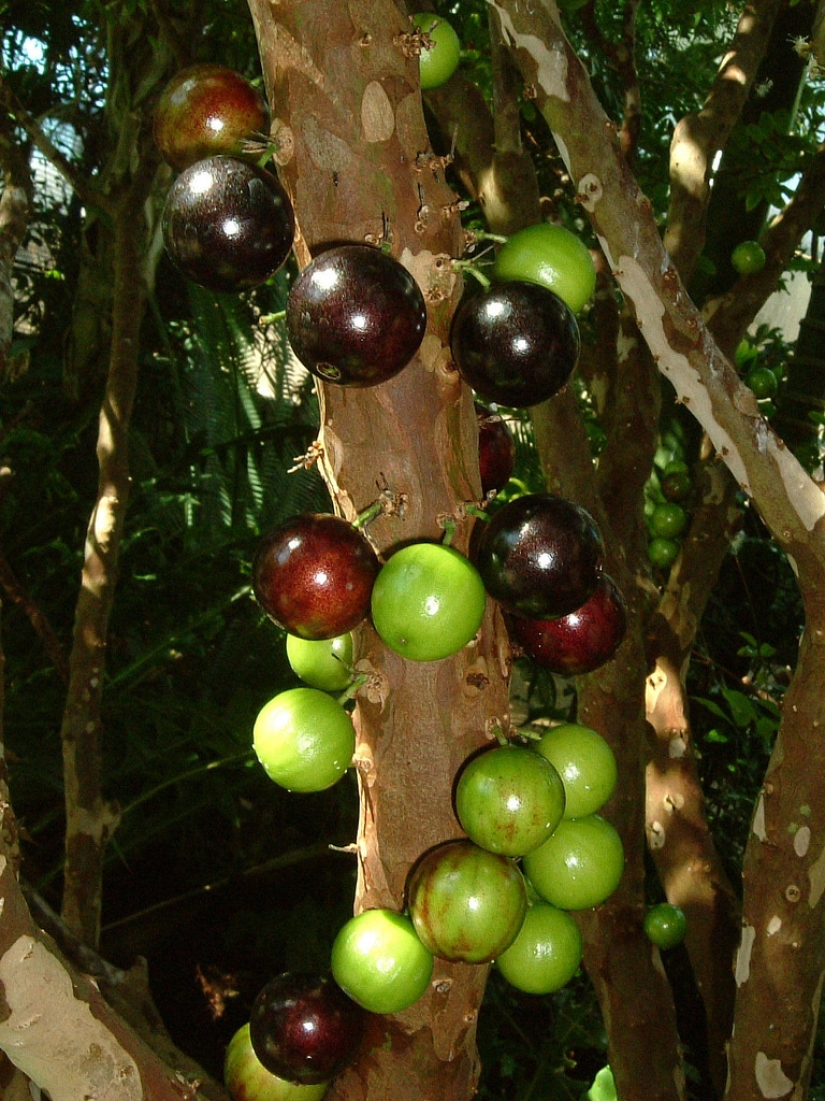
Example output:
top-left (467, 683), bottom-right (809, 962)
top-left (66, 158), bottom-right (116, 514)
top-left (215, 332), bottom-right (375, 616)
top-left (534, 723), bottom-right (618, 819)
top-left (746, 365), bottom-right (779, 400)
top-left (330, 909), bottom-right (434, 1015)
top-left (492, 223), bottom-right (596, 314)
top-left (412, 13), bottom-right (461, 89)
top-left (451, 282), bottom-right (580, 408)
top-left (496, 902), bottom-right (583, 994)
top-left (510, 573), bottom-right (627, 676)
top-left (370, 543), bottom-right (486, 662)
top-left (731, 240), bottom-right (766, 275)
top-left (162, 156), bottom-right (294, 293)
top-left (287, 245), bottom-right (427, 387)
top-left (474, 493), bottom-right (604, 619)
top-left (286, 633), bottom-right (353, 691)
top-left (649, 502), bottom-right (688, 539)
top-left (253, 514), bottom-right (379, 641)
top-left (407, 839), bottom-right (528, 963)
top-left (154, 63), bottom-right (269, 172)
top-left (249, 972), bottom-right (366, 1085)
top-left (224, 1024), bottom-right (330, 1101)
top-left (648, 536), bottom-right (680, 569)
top-left (253, 688), bottom-right (355, 793)
top-left (660, 470), bottom-right (692, 502)
top-left (643, 903), bottom-right (688, 949)
top-left (476, 405), bottom-right (516, 496)
top-left (454, 744), bottom-right (566, 857)
top-left (523, 814), bottom-right (624, 911)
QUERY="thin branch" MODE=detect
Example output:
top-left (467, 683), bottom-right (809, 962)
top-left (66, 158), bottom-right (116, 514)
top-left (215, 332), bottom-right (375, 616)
top-left (0, 551), bottom-right (70, 684)
top-left (664, 0), bottom-right (784, 283)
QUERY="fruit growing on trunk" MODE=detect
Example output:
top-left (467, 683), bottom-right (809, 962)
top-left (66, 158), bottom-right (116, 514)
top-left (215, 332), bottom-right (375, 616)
top-left (474, 493), bottom-right (604, 619)
top-left (411, 13), bottom-right (462, 89)
top-left (253, 514), bottom-right (379, 641)
top-left (533, 723), bottom-right (618, 819)
top-left (406, 839), bottom-right (528, 963)
top-left (249, 972), bottom-right (367, 1085)
top-left (154, 63), bottom-right (269, 171)
top-left (286, 245), bottom-right (427, 386)
top-left (495, 901), bottom-right (583, 994)
top-left (451, 282), bottom-right (580, 407)
top-left (509, 573), bottom-right (626, 676)
top-left (370, 542), bottom-right (486, 662)
top-left (476, 405), bottom-right (516, 496)
top-left (649, 502), bottom-right (688, 540)
top-left (330, 909), bottom-right (434, 1015)
top-left (454, 743), bottom-right (566, 856)
top-left (224, 1024), bottom-right (330, 1101)
top-left (253, 688), bottom-right (355, 792)
top-left (491, 223), bottom-right (597, 313)
top-left (523, 814), bottom-right (624, 911)
top-left (643, 903), bottom-right (688, 949)
top-left (161, 156), bottom-right (294, 293)
top-left (286, 633), bottom-right (354, 691)
top-left (731, 240), bottom-right (766, 275)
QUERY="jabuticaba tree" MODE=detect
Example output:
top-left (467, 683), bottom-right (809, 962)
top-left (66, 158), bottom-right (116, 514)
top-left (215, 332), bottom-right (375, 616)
top-left (246, 2), bottom-right (511, 1098)
top-left (244, 2), bottom-right (689, 1100)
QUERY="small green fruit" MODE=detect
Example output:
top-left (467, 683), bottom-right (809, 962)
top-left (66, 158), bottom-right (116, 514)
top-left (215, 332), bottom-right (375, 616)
top-left (643, 902), bottom-right (688, 949)
top-left (412, 13), bottom-right (462, 89)
top-left (731, 240), bottom-right (766, 275)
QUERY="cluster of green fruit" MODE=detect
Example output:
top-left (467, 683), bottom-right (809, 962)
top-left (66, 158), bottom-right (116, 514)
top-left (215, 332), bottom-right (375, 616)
top-left (645, 456), bottom-right (693, 571)
top-left (735, 332), bottom-right (784, 420)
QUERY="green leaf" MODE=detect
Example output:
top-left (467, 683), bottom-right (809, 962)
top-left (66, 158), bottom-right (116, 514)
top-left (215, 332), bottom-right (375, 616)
top-left (721, 687), bottom-right (758, 728)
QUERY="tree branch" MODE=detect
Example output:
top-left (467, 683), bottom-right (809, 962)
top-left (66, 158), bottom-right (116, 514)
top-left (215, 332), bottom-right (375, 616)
top-left (664, 0), bottom-right (784, 282)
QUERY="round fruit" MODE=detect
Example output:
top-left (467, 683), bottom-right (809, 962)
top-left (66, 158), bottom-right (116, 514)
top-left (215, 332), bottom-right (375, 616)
top-left (648, 536), bottom-right (680, 569)
top-left (412, 13), bottom-right (461, 89)
top-left (649, 502), bottom-right (688, 540)
top-left (534, 723), bottom-right (618, 819)
top-left (253, 514), bottom-right (379, 641)
top-left (496, 902), bottom-right (583, 994)
top-left (454, 744), bottom-right (566, 856)
top-left (370, 543), bottom-right (486, 662)
top-left (523, 814), bottom-right (624, 911)
top-left (225, 1023), bottom-right (330, 1101)
top-left (154, 63), bottom-right (269, 172)
top-left (253, 688), bottom-right (355, 792)
top-left (286, 633), bottom-right (354, 691)
top-left (451, 282), bottom-right (580, 407)
top-left (249, 972), bottom-right (366, 1085)
top-left (406, 839), bottom-right (528, 963)
top-left (746, 365), bottom-right (779, 400)
top-left (474, 493), bottom-right (604, 619)
top-left (491, 223), bottom-right (596, 314)
top-left (286, 245), bottom-right (427, 387)
top-left (510, 573), bottom-right (626, 676)
top-left (330, 909), bottom-right (434, 1015)
top-left (731, 240), bottom-right (766, 275)
top-left (643, 902), bottom-right (688, 949)
top-left (476, 405), bottom-right (517, 496)
top-left (161, 156), bottom-right (294, 293)
top-left (660, 470), bottom-right (692, 502)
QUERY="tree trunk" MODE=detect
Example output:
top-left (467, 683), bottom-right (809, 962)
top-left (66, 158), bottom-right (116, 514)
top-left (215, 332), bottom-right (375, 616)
top-left (247, 1), bottom-right (511, 1097)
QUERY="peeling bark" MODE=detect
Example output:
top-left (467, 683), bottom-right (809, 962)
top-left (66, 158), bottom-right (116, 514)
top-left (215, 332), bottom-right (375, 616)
top-left (247, 2), bottom-right (511, 1096)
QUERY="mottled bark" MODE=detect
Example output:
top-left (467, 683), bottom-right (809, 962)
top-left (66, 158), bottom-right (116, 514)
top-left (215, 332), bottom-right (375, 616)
top-left (247, 1), bottom-right (511, 1097)
top-left (59, 146), bottom-right (159, 948)
top-left (0, 144), bottom-right (31, 375)
top-left (664, 0), bottom-right (783, 284)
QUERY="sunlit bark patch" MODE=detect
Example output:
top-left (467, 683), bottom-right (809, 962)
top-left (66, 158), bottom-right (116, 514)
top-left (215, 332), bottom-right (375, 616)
top-left (754, 1052), bottom-right (794, 1098)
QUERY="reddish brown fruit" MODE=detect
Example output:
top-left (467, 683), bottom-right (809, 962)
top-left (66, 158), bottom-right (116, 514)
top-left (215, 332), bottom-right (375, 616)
top-left (476, 405), bottom-right (516, 496)
top-left (252, 514), bottom-right (379, 640)
top-left (154, 63), bottom-right (269, 171)
top-left (510, 573), bottom-right (626, 675)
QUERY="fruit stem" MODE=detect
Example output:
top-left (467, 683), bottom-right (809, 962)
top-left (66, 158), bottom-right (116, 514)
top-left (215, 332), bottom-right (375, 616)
top-left (451, 258), bottom-right (491, 289)
top-left (440, 517), bottom-right (457, 547)
top-left (352, 485), bottom-right (407, 529)
top-left (337, 673), bottom-right (369, 705)
top-left (464, 502), bottom-right (490, 521)
top-left (259, 309), bottom-right (286, 326)
top-left (472, 231), bottom-right (509, 246)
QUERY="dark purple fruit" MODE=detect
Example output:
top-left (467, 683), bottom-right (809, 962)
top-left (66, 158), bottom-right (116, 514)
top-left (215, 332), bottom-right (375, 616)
top-left (252, 513), bottom-right (379, 640)
top-left (286, 245), bottom-right (427, 386)
top-left (451, 282), bottom-right (579, 407)
top-left (162, 156), bottom-right (294, 293)
top-left (510, 572), bottom-right (626, 675)
top-left (474, 493), bottom-right (604, 619)
top-left (154, 63), bottom-right (269, 172)
top-left (476, 405), bottom-right (516, 496)
top-left (249, 972), bottom-right (367, 1085)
